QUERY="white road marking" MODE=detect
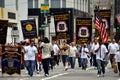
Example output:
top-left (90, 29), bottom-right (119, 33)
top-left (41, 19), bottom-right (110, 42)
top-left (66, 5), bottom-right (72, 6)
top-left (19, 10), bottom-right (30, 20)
top-left (86, 67), bottom-right (95, 71)
top-left (41, 73), bottom-right (68, 80)
top-left (20, 78), bottom-right (29, 80)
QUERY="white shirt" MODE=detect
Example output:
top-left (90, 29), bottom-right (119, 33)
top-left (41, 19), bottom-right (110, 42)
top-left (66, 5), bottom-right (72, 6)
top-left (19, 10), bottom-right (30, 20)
top-left (96, 44), bottom-right (108, 61)
top-left (23, 45), bottom-right (27, 60)
top-left (41, 43), bottom-right (53, 59)
top-left (115, 51), bottom-right (120, 62)
top-left (91, 42), bottom-right (99, 54)
top-left (69, 46), bottom-right (78, 57)
top-left (53, 44), bottom-right (59, 55)
top-left (81, 47), bottom-right (89, 58)
top-left (108, 43), bottom-right (119, 54)
top-left (25, 45), bottom-right (38, 60)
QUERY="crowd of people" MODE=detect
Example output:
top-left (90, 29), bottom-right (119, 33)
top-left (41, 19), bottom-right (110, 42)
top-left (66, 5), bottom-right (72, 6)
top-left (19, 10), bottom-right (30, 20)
top-left (0, 37), bottom-right (120, 78)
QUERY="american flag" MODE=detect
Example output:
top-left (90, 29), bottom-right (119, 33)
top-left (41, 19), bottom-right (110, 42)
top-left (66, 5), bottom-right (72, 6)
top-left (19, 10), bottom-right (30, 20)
top-left (95, 11), bottom-right (108, 43)
top-left (95, 13), bottom-right (102, 32)
top-left (100, 22), bottom-right (108, 42)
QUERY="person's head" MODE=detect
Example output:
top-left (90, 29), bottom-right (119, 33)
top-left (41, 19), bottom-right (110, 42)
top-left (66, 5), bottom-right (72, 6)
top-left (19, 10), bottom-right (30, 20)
top-left (30, 40), bottom-right (35, 47)
top-left (26, 41), bottom-right (30, 46)
top-left (112, 38), bottom-right (116, 43)
top-left (94, 38), bottom-right (99, 44)
top-left (43, 37), bottom-right (49, 43)
top-left (52, 40), bottom-right (56, 45)
top-left (63, 40), bottom-right (67, 45)
top-left (83, 43), bottom-right (87, 48)
top-left (71, 42), bottom-right (75, 46)
top-left (98, 38), bottom-right (103, 45)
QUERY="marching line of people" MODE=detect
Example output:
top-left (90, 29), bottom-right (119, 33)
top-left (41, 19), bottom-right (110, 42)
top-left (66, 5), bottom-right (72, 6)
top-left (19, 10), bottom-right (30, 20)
top-left (1, 37), bottom-right (120, 78)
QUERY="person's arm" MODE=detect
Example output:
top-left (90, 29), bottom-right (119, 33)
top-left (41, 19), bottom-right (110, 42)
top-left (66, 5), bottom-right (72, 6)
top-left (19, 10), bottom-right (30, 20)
top-left (103, 46), bottom-right (108, 60)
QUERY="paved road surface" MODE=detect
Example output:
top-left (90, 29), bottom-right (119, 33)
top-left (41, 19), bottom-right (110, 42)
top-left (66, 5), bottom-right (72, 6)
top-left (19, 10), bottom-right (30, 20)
top-left (0, 60), bottom-right (120, 80)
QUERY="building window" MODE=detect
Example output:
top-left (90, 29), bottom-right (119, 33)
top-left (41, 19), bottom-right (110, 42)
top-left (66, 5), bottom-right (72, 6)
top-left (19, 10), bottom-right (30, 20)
top-left (8, 12), bottom-right (16, 19)
top-left (35, 0), bottom-right (38, 8)
top-left (51, 0), bottom-right (60, 8)
top-left (0, 0), bottom-right (4, 7)
top-left (44, 0), bottom-right (49, 4)
top-left (28, 0), bottom-right (33, 8)
top-left (62, 0), bottom-right (66, 8)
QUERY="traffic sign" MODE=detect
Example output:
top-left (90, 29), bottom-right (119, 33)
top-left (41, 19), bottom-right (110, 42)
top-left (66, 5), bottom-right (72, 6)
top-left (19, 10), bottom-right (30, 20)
top-left (41, 4), bottom-right (50, 13)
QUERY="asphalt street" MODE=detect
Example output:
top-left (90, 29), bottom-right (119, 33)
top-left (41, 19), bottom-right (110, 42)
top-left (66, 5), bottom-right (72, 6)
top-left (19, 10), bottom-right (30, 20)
top-left (0, 60), bottom-right (120, 80)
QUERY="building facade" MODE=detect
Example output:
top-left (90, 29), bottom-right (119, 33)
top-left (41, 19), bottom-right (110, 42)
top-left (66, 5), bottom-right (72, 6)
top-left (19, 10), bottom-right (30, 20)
top-left (28, 0), bottom-right (90, 42)
top-left (0, 0), bottom-right (20, 43)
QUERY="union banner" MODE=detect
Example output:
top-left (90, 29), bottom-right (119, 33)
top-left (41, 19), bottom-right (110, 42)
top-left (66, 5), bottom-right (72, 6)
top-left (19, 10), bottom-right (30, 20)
top-left (76, 18), bottom-right (92, 44)
top-left (54, 12), bottom-right (73, 42)
top-left (21, 19), bottom-right (37, 39)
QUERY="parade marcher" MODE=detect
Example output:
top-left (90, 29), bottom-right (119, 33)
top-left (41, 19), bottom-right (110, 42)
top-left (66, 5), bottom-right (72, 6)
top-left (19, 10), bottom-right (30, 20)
top-left (23, 41), bottom-right (30, 73)
top-left (89, 38), bottom-right (95, 66)
top-left (115, 47), bottom-right (120, 76)
top-left (108, 39), bottom-right (119, 68)
top-left (36, 40), bottom-right (43, 74)
top-left (60, 40), bottom-right (70, 71)
top-left (25, 40), bottom-right (38, 77)
top-left (41, 37), bottom-right (53, 77)
top-left (77, 44), bottom-right (82, 67)
top-left (36, 50), bottom-right (42, 74)
top-left (52, 40), bottom-right (60, 67)
top-left (91, 38), bottom-right (99, 68)
top-left (95, 39), bottom-right (108, 77)
top-left (69, 42), bottom-right (78, 69)
top-left (81, 43), bottom-right (89, 70)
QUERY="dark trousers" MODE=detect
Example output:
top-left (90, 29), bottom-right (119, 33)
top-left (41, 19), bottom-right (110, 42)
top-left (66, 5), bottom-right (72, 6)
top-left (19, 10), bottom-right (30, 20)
top-left (54, 55), bottom-right (59, 66)
top-left (42, 58), bottom-right (50, 75)
top-left (78, 57), bottom-right (81, 67)
top-left (93, 54), bottom-right (97, 67)
top-left (90, 53), bottom-right (94, 66)
top-left (117, 62), bottom-right (120, 73)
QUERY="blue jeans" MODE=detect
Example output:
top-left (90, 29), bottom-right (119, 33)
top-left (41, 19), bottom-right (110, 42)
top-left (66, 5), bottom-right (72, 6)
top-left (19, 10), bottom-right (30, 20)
top-left (96, 59), bottom-right (105, 75)
top-left (69, 57), bottom-right (76, 69)
top-left (81, 58), bottom-right (87, 69)
top-left (62, 55), bottom-right (69, 64)
top-left (26, 60), bottom-right (36, 77)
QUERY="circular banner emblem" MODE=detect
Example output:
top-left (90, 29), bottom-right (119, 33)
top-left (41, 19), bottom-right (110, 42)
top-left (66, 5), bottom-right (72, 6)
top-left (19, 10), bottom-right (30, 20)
top-left (26, 24), bottom-right (32, 31)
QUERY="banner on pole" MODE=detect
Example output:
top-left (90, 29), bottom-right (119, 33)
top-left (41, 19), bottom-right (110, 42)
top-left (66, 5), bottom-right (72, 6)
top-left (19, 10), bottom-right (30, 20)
top-left (21, 19), bottom-right (37, 39)
top-left (54, 13), bottom-right (71, 40)
top-left (76, 18), bottom-right (92, 44)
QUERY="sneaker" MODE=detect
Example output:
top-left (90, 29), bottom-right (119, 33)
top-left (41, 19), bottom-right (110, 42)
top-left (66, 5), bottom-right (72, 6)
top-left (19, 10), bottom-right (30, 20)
top-left (97, 74), bottom-right (101, 77)
top-left (45, 74), bottom-right (49, 77)
top-left (105, 67), bottom-right (108, 70)
top-left (37, 71), bottom-right (39, 74)
top-left (65, 68), bottom-right (68, 71)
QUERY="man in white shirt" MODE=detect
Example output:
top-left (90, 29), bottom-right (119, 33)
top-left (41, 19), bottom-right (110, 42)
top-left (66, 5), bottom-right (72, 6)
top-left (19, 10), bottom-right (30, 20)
top-left (41, 37), bottom-right (53, 77)
top-left (52, 40), bottom-right (60, 66)
top-left (69, 42), bottom-right (78, 69)
top-left (25, 40), bottom-right (38, 77)
top-left (95, 39), bottom-right (108, 77)
top-left (108, 39), bottom-right (119, 68)
top-left (91, 38), bottom-right (99, 67)
top-left (81, 43), bottom-right (89, 70)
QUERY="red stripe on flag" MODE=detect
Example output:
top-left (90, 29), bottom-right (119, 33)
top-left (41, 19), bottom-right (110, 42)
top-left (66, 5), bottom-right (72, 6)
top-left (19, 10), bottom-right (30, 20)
top-left (95, 17), bottom-right (101, 32)
top-left (100, 22), bottom-right (108, 43)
